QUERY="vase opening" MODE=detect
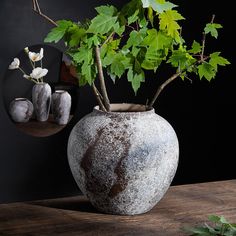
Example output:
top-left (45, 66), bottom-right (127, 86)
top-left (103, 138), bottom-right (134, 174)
top-left (14, 98), bottom-right (28, 101)
top-left (94, 103), bottom-right (153, 113)
top-left (55, 90), bottom-right (66, 94)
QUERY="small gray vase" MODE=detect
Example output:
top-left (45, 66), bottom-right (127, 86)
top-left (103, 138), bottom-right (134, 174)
top-left (9, 98), bottom-right (34, 123)
top-left (68, 104), bottom-right (179, 215)
top-left (51, 90), bottom-right (71, 125)
top-left (32, 82), bottom-right (51, 122)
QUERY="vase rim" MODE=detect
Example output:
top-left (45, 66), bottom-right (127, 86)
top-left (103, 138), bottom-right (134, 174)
top-left (55, 90), bottom-right (67, 93)
top-left (14, 98), bottom-right (28, 101)
top-left (35, 82), bottom-right (48, 85)
top-left (94, 103), bottom-right (154, 115)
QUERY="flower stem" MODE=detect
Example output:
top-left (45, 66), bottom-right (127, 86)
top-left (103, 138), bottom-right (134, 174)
top-left (18, 67), bottom-right (26, 75)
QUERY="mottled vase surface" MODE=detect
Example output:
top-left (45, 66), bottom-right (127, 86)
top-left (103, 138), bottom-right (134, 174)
top-left (32, 82), bottom-right (51, 122)
top-left (52, 90), bottom-right (71, 125)
top-left (9, 98), bottom-right (34, 123)
top-left (68, 104), bottom-right (179, 215)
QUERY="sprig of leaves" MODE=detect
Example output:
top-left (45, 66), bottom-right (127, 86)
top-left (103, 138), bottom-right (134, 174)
top-left (43, 0), bottom-right (230, 109)
top-left (185, 215), bottom-right (236, 236)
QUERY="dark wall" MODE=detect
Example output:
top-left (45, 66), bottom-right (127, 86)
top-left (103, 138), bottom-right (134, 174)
top-left (0, 0), bottom-right (235, 203)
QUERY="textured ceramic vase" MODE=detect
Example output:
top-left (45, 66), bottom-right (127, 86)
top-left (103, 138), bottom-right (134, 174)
top-left (68, 104), bottom-right (179, 215)
top-left (9, 98), bottom-right (34, 123)
top-left (32, 82), bottom-right (51, 122)
top-left (51, 90), bottom-right (71, 125)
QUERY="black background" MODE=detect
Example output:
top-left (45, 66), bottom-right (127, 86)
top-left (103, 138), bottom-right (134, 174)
top-left (0, 0), bottom-right (235, 203)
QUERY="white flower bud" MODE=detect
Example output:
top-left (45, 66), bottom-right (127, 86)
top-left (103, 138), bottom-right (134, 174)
top-left (9, 58), bottom-right (20, 70)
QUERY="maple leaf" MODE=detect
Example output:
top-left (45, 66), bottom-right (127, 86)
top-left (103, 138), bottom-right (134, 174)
top-left (198, 62), bottom-right (216, 81)
top-left (188, 40), bottom-right (202, 54)
top-left (204, 23), bottom-right (223, 39)
top-left (209, 52), bottom-right (230, 71)
top-left (44, 20), bottom-right (73, 43)
top-left (141, 0), bottom-right (176, 13)
top-left (159, 10), bottom-right (185, 42)
top-left (87, 14), bottom-right (118, 35)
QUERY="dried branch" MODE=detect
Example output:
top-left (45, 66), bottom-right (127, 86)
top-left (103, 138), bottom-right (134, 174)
top-left (32, 0), bottom-right (58, 27)
top-left (95, 46), bottom-right (110, 112)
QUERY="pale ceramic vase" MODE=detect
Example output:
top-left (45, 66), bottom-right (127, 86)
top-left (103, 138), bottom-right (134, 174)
top-left (32, 82), bottom-right (51, 122)
top-left (51, 90), bottom-right (71, 125)
top-left (9, 98), bottom-right (34, 123)
top-left (68, 104), bottom-right (179, 215)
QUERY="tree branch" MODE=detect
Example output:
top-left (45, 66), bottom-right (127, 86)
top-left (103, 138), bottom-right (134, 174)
top-left (92, 83), bottom-right (107, 112)
top-left (148, 72), bottom-right (181, 108)
top-left (95, 46), bottom-right (110, 112)
top-left (101, 32), bottom-right (114, 48)
top-left (201, 14), bottom-right (215, 61)
top-left (32, 0), bottom-right (58, 27)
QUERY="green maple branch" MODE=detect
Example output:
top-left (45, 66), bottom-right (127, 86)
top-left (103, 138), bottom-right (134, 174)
top-left (201, 14), bottom-right (215, 61)
top-left (148, 56), bottom-right (209, 108)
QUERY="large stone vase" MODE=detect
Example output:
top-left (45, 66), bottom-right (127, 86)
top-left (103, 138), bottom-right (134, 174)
top-left (67, 104), bottom-right (179, 215)
top-left (32, 82), bottom-right (51, 122)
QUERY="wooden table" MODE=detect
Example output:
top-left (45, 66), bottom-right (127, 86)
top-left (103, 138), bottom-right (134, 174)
top-left (0, 180), bottom-right (235, 236)
top-left (15, 115), bottom-right (73, 137)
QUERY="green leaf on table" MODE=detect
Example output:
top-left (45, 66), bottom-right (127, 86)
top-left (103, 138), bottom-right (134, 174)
top-left (44, 20), bottom-right (73, 43)
top-left (209, 52), bottom-right (230, 71)
top-left (204, 23), bottom-right (223, 39)
top-left (159, 10), bottom-right (185, 42)
top-left (189, 40), bottom-right (202, 54)
top-left (87, 14), bottom-right (118, 35)
top-left (141, 0), bottom-right (176, 13)
top-left (95, 5), bottom-right (118, 16)
top-left (184, 215), bottom-right (236, 236)
top-left (198, 62), bottom-right (216, 81)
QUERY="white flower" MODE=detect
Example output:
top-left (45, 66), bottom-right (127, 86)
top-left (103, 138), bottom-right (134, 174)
top-left (30, 67), bottom-right (48, 80)
top-left (28, 48), bottom-right (44, 62)
top-left (9, 58), bottom-right (20, 70)
top-left (24, 47), bottom-right (29, 53)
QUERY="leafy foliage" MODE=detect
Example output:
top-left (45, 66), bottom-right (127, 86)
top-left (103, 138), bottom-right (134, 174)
top-left (204, 23), bottom-right (223, 38)
top-left (44, 0), bottom-right (229, 97)
top-left (185, 215), bottom-right (236, 236)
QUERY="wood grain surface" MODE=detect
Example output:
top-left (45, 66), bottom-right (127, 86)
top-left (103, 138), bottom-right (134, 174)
top-left (15, 115), bottom-right (73, 137)
top-left (0, 180), bottom-right (235, 236)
